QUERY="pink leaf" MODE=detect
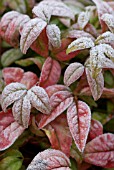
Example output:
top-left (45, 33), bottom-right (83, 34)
top-left (46, 24), bottom-right (61, 48)
top-left (12, 95), bottom-right (31, 128)
top-left (31, 28), bottom-right (49, 57)
top-left (20, 72), bottom-right (38, 89)
top-left (27, 86), bottom-right (51, 114)
top-left (1, 82), bottom-right (27, 112)
top-left (46, 85), bottom-right (70, 98)
top-left (39, 91), bottom-right (73, 128)
top-left (86, 68), bottom-right (104, 101)
top-left (0, 109), bottom-right (25, 151)
top-left (50, 114), bottom-right (72, 157)
top-left (2, 67), bottom-right (24, 85)
top-left (89, 119), bottom-right (103, 140)
top-left (64, 62), bottom-right (84, 86)
top-left (27, 149), bottom-right (71, 170)
top-left (92, 0), bottom-right (113, 32)
top-left (84, 133), bottom-right (114, 168)
top-left (39, 57), bottom-right (61, 88)
top-left (20, 18), bottom-right (47, 54)
top-left (67, 101), bottom-right (91, 152)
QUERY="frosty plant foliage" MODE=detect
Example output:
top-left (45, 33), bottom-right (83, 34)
top-left (0, 0), bottom-right (114, 169)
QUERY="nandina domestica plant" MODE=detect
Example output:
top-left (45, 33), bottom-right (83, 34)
top-left (0, 0), bottom-right (114, 169)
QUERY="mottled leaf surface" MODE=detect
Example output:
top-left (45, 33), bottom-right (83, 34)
top-left (84, 133), bottom-right (114, 168)
top-left (67, 101), bottom-right (91, 152)
top-left (27, 149), bottom-right (71, 170)
top-left (64, 62), bottom-right (84, 86)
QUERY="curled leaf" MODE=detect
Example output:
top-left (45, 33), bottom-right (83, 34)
top-left (86, 68), bottom-right (104, 101)
top-left (78, 11), bottom-right (90, 30)
top-left (67, 101), bottom-right (91, 152)
top-left (27, 86), bottom-right (51, 114)
top-left (27, 149), bottom-right (71, 170)
top-left (102, 13), bottom-right (114, 33)
top-left (66, 37), bottom-right (94, 54)
top-left (64, 62), bottom-right (84, 86)
top-left (20, 18), bottom-right (47, 54)
top-left (39, 57), bottom-right (61, 88)
top-left (95, 31), bottom-right (114, 45)
top-left (1, 83), bottom-right (27, 112)
top-left (84, 133), bottom-right (114, 168)
top-left (46, 24), bottom-right (61, 48)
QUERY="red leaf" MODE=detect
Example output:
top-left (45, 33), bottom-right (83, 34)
top-left (2, 67), bottom-right (24, 85)
top-left (39, 90), bottom-right (73, 128)
top-left (84, 133), bottom-right (114, 168)
top-left (0, 109), bottom-right (25, 151)
top-left (89, 119), bottom-right (103, 140)
top-left (31, 28), bottom-right (49, 57)
top-left (67, 101), bottom-right (91, 152)
top-left (20, 71), bottom-right (38, 89)
top-left (39, 57), bottom-right (61, 88)
top-left (27, 149), bottom-right (71, 170)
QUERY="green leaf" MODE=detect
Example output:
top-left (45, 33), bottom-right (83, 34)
top-left (1, 49), bottom-right (23, 67)
top-left (104, 70), bottom-right (114, 88)
top-left (0, 150), bottom-right (23, 170)
top-left (7, 0), bottom-right (26, 13)
top-left (104, 118), bottom-right (114, 133)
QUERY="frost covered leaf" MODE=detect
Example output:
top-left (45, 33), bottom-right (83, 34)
top-left (92, 0), bottom-right (113, 32)
top-left (27, 149), bottom-right (71, 170)
top-left (2, 67), bottom-right (24, 85)
top-left (95, 31), bottom-right (114, 45)
top-left (32, 0), bottom-right (74, 22)
top-left (20, 18), bottom-right (47, 54)
top-left (89, 119), bottom-right (103, 140)
top-left (1, 83), bottom-right (27, 112)
top-left (86, 68), bottom-right (104, 101)
top-left (64, 62), bottom-right (84, 86)
top-left (46, 24), bottom-right (61, 48)
top-left (84, 133), bottom-right (114, 168)
top-left (102, 13), bottom-right (114, 33)
top-left (1, 49), bottom-right (23, 67)
top-left (12, 95), bottom-right (31, 128)
top-left (27, 86), bottom-right (51, 114)
top-left (66, 37), bottom-right (94, 54)
top-left (0, 109), bottom-right (25, 151)
top-left (39, 57), bottom-right (61, 88)
top-left (39, 90), bottom-right (73, 128)
top-left (67, 101), bottom-right (91, 152)
top-left (67, 30), bottom-right (95, 41)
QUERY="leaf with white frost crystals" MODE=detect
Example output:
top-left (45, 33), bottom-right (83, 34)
top-left (46, 24), bottom-right (61, 48)
top-left (27, 149), bottom-right (71, 170)
top-left (95, 31), bottom-right (114, 45)
top-left (86, 68), bottom-right (104, 101)
top-left (32, 0), bottom-right (74, 22)
top-left (20, 18), bottom-right (47, 54)
top-left (66, 37), bottom-right (94, 54)
top-left (1, 83), bottom-right (27, 112)
top-left (27, 86), bottom-right (51, 114)
top-left (67, 101), bottom-right (91, 152)
top-left (102, 13), bottom-right (114, 33)
top-left (12, 95), bottom-right (31, 128)
top-left (64, 62), bottom-right (84, 86)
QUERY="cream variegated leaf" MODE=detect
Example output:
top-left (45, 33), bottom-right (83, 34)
top-left (32, 0), bottom-right (74, 22)
top-left (12, 95), bottom-right (31, 128)
top-left (95, 31), bottom-right (114, 45)
top-left (86, 68), bottom-right (104, 101)
top-left (20, 18), bottom-right (47, 54)
top-left (66, 37), bottom-right (94, 54)
top-left (67, 101), bottom-right (91, 152)
top-left (1, 83), bottom-right (27, 112)
top-left (64, 62), bottom-right (84, 86)
top-left (102, 13), bottom-right (114, 33)
top-left (27, 149), bottom-right (71, 170)
top-left (27, 86), bottom-right (51, 114)
top-left (46, 24), bottom-right (61, 48)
